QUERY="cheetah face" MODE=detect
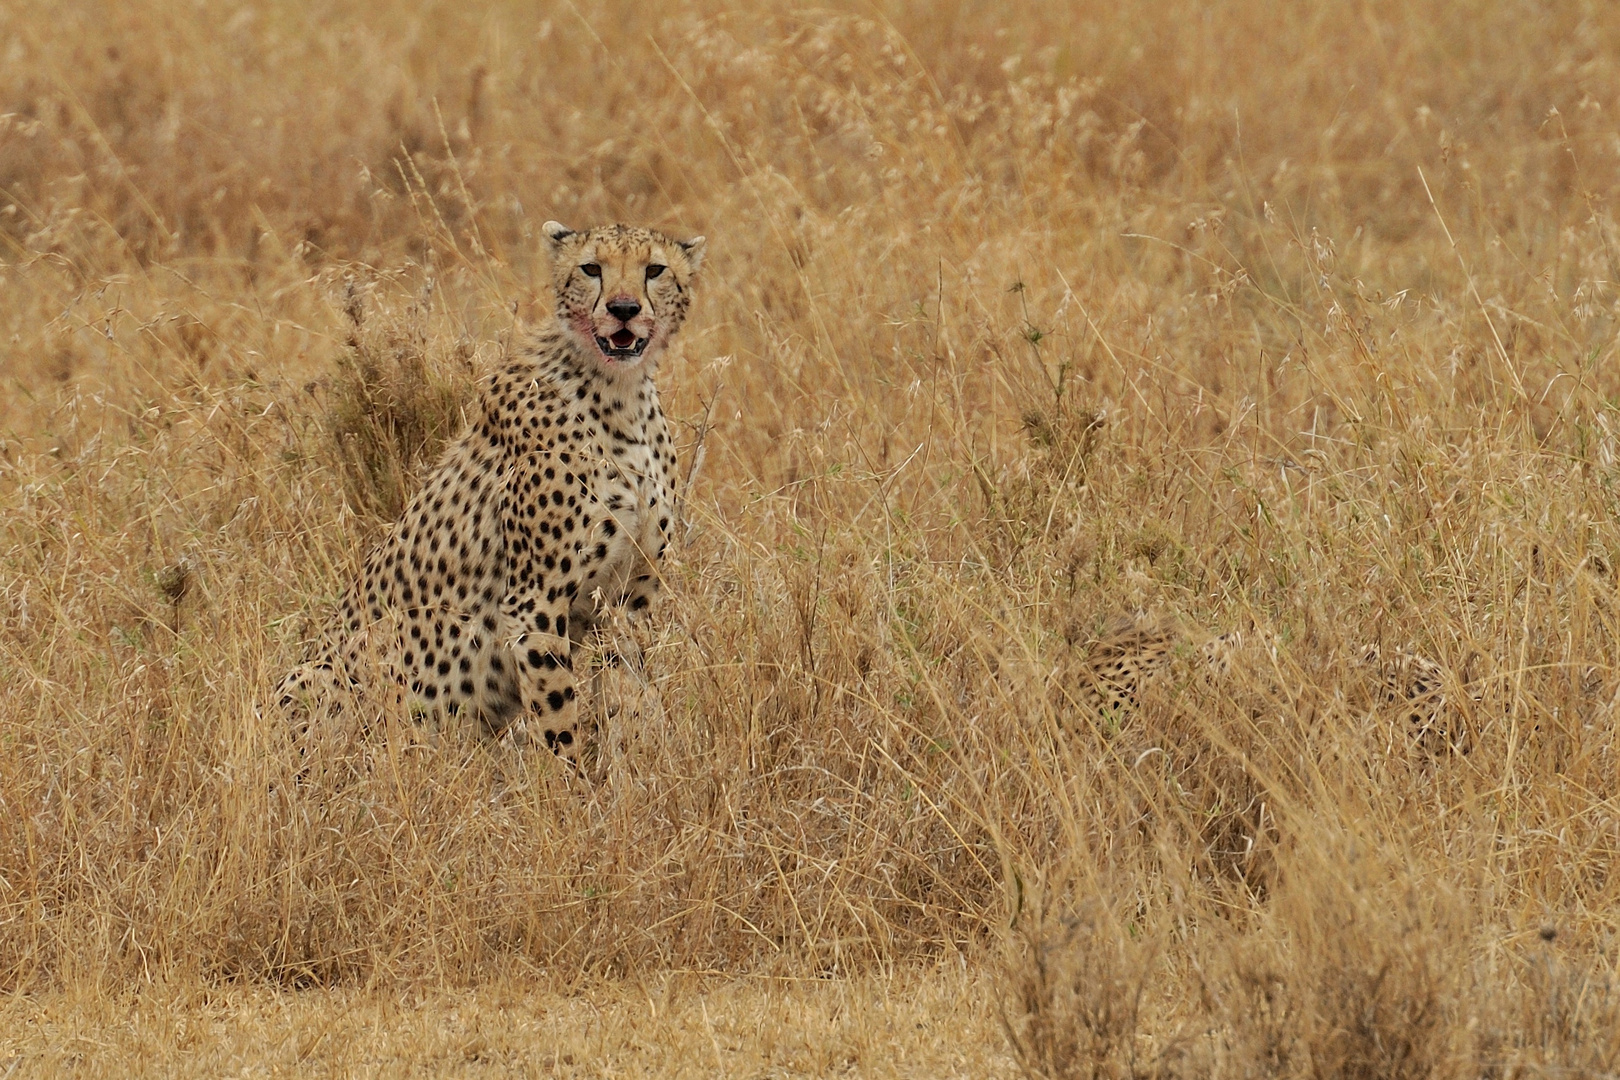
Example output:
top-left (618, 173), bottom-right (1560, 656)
top-left (542, 221), bottom-right (706, 373)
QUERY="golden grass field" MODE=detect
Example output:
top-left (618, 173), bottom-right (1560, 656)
top-left (5, 0), bottom-right (1620, 1074)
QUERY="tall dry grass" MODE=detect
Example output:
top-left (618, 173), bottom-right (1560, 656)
top-left (5, 0), bottom-right (1620, 1072)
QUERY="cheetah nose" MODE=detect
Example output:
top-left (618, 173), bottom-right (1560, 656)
top-left (605, 297), bottom-right (641, 322)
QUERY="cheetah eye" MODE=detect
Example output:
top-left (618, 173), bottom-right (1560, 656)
top-left (645, 264), bottom-right (666, 280)
top-left (581, 263), bottom-right (601, 278)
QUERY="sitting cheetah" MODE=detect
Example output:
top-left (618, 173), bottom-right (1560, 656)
top-left (278, 221), bottom-right (706, 759)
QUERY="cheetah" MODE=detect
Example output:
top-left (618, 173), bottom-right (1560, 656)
top-left (1071, 616), bottom-right (1482, 756)
top-left (1070, 613), bottom-right (1257, 719)
top-left (278, 221), bottom-right (706, 759)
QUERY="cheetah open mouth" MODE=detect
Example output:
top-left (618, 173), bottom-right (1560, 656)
top-left (596, 330), bottom-right (647, 359)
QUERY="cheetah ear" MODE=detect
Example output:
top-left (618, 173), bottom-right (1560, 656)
top-left (542, 221), bottom-right (575, 245)
top-left (678, 235), bottom-right (706, 272)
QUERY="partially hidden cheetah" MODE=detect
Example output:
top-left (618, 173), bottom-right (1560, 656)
top-left (1070, 614), bottom-right (1478, 756)
top-left (278, 221), bottom-right (706, 759)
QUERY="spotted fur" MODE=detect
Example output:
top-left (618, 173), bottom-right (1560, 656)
top-left (279, 222), bottom-right (706, 759)
top-left (1359, 644), bottom-right (1474, 755)
top-left (1073, 614), bottom-right (1254, 718)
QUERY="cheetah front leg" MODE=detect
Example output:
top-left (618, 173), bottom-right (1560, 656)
top-left (615, 483), bottom-right (673, 636)
top-left (583, 505), bottom-right (669, 678)
top-left (498, 452), bottom-right (587, 759)
top-left (584, 514), bottom-right (672, 773)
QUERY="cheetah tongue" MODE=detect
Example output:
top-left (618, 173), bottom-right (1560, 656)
top-left (609, 329), bottom-right (636, 350)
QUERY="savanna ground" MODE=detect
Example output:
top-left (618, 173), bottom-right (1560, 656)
top-left (5, 0), bottom-right (1620, 1075)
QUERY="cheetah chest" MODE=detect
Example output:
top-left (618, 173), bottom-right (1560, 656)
top-left (577, 419), bottom-right (671, 606)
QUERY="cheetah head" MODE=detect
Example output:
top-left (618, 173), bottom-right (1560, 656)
top-left (542, 221), bottom-right (706, 374)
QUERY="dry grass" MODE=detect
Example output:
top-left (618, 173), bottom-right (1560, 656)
top-left (0, 967), bottom-right (1010, 1077)
top-left (5, 0), bottom-right (1620, 1073)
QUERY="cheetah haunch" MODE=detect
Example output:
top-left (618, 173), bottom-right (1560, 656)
top-left (278, 221), bottom-right (706, 759)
